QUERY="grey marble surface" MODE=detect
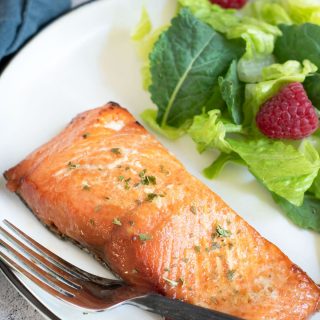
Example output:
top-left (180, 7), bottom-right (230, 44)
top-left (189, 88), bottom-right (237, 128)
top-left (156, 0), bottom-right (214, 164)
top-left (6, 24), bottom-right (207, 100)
top-left (0, 273), bottom-right (44, 320)
top-left (0, 2), bottom-right (90, 319)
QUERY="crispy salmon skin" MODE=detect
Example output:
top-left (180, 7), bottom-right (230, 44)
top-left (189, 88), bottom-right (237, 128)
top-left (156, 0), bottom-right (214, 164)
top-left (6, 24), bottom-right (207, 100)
top-left (4, 102), bottom-right (320, 320)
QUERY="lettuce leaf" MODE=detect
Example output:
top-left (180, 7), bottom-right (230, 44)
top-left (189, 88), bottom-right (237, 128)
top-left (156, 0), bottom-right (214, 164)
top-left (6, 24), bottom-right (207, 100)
top-left (225, 17), bottom-right (281, 59)
top-left (275, 24), bottom-right (320, 69)
top-left (309, 174), bottom-right (320, 199)
top-left (237, 54), bottom-right (275, 83)
top-left (179, 0), bottom-right (281, 59)
top-left (140, 109), bottom-right (188, 140)
top-left (303, 73), bottom-right (320, 110)
top-left (299, 140), bottom-right (320, 164)
top-left (131, 9), bottom-right (168, 90)
top-left (131, 7), bottom-right (152, 41)
top-left (228, 139), bottom-right (320, 206)
top-left (244, 0), bottom-right (320, 26)
top-left (218, 60), bottom-right (244, 124)
top-left (188, 110), bottom-right (242, 153)
top-left (273, 193), bottom-right (320, 232)
top-left (203, 152), bottom-right (244, 179)
top-left (282, 0), bottom-right (320, 25)
top-left (188, 110), bottom-right (231, 153)
top-left (150, 9), bottom-right (245, 128)
top-left (178, 0), bottom-right (239, 34)
top-left (243, 60), bottom-right (317, 125)
top-left (306, 136), bottom-right (320, 198)
top-left (243, 1), bottom-right (292, 26)
top-left (205, 83), bottom-right (226, 112)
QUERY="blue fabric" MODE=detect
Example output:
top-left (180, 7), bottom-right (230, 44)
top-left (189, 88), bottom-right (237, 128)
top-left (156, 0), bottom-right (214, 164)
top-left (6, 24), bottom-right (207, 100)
top-left (0, 0), bottom-right (70, 60)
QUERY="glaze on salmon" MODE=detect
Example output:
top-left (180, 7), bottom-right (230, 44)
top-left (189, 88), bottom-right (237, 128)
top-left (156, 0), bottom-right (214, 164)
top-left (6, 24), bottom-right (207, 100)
top-left (4, 102), bottom-right (320, 320)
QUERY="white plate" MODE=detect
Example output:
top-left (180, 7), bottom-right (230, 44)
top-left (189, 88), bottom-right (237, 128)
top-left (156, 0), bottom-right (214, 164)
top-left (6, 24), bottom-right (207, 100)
top-left (0, 0), bottom-right (319, 319)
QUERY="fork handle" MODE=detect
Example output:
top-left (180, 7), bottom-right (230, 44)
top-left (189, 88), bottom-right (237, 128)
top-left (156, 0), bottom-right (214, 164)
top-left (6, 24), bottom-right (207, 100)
top-left (128, 293), bottom-right (244, 320)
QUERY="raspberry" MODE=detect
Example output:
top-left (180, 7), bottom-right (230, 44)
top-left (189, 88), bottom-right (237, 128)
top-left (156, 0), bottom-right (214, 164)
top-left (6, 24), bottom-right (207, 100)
top-left (256, 82), bottom-right (319, 140)
top-left (209, 0), bottom-right (247, 9)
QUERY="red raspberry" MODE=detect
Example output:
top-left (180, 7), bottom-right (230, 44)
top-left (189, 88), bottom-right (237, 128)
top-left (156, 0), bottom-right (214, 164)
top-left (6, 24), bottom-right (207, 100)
top-left (256, 82), bottom-right (319, 140)
top-left (209, 0), bottom-right (247, 9)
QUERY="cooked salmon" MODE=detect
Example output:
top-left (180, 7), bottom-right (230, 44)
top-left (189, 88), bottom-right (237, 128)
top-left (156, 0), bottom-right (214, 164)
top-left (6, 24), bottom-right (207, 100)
top-left (4, 102), bottom-right (320, 320)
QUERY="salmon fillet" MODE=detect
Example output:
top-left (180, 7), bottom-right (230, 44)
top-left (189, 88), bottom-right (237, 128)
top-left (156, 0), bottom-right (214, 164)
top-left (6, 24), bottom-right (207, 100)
top-left (4, 102), bottom-right (320, 320)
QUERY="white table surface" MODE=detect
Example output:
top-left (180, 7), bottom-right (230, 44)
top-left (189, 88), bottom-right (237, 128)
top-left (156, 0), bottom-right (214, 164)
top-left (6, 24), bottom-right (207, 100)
top-left (0, 3), bottom-right (87, 319)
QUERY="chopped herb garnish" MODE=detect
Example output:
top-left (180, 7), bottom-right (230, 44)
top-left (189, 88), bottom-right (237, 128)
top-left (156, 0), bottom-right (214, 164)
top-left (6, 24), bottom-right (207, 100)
top-left (139, 169), bottom-right (147, 178)
top-left (118, 175), bottom-right (124, 181)
top-left (179, 278), bottom-right (184, 285)
top-left (67, 161), bottom-right (79, 169)
top-left (216, 225), bottom-right (232, 238)
top-left (141, 175), bottom-right (157, 185)
top-left (194, 245), bottom-right (201, 253)
top-left (111, 148), bottom-right (121, 154)
top-left (163, 277), bottom-right (178, 287)
top-left (94, 205), bottom-right (102, 213)
top-left (190, 206), bottom-right (197, 215)
top-left (227, 270), bottom-right (235, 281)
top-left (112, 218), bottom-right (122, 226)
top-left (133, 182), bottom-right (140, 187)
top-left (82, 132), bottom-right (90, 139)
top-left (160, 165), bottom-right (169, 175)
top-left (124, 178), bottom-right (131, 190)
top-left (211, 242), bottom-right (221, 250)
top-left (89, 218), bottom-right (95, 226)
top-left (138, 169), bottom-right (157, 185)
top-left (146, 193), bottom-right (158, 202)
top-left (82, 180), bottom-right (90, 191)
top-left (145, 193), bottom-right (165, 202)
top-left (139, 233), bottom-right (152, 241)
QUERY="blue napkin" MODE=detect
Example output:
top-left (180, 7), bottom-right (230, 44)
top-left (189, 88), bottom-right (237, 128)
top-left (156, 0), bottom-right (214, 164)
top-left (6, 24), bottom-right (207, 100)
top-left (0, 0), bottom-right (71, 61)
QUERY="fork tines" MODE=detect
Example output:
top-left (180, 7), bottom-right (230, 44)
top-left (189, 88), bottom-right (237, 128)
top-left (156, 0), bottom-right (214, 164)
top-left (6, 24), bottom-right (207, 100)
top-left (0, 219), bottom-right (123, 305)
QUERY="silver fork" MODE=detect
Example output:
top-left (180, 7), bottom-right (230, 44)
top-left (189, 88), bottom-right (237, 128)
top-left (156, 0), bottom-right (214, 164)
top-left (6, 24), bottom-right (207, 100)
top-left (0, 220), bottom-right (244, 320)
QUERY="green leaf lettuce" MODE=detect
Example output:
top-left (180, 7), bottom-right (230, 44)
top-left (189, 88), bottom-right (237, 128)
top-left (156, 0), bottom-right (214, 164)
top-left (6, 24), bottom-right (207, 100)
top-left (218, 60), bottom-right (244, 125)
top-left (228, 139), bottom-right (320, 206)
top-left (189, 110), bottom-right (230, 153)
top-left (179, 0), bottom-right (281, 59)
top-left (244, 0), bottom-right (320, 26)
top-left (203, 152), bottom-right (244, 179)
top-left (131, 8), bottom-right (168, 90)
top-left (275, 23), bottom-right (320, 69)
top-left (150, 8), bottom-right (245, 128)
top-left (273, 193), bottom-right (320, 232)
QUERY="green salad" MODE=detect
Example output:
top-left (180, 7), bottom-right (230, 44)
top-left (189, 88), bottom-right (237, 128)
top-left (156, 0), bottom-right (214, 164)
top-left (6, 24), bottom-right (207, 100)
top-left (132, 0), bottom-right (320, 233)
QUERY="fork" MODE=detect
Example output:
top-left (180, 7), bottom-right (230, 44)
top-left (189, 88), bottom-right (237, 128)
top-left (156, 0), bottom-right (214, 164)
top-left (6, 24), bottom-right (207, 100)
top-left (0, 220), bottom-right (243, 320)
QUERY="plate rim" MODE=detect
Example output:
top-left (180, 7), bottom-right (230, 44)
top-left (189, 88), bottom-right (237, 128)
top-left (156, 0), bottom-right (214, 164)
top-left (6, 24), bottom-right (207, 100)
top-left (0, 0), bottom-right (319, 319)
top-left (0, 1), bottom-right (99, 319)
top-left (0, 260), bottom-right (60, 320)
top-left (0, 0), bottom-right (97, 77)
